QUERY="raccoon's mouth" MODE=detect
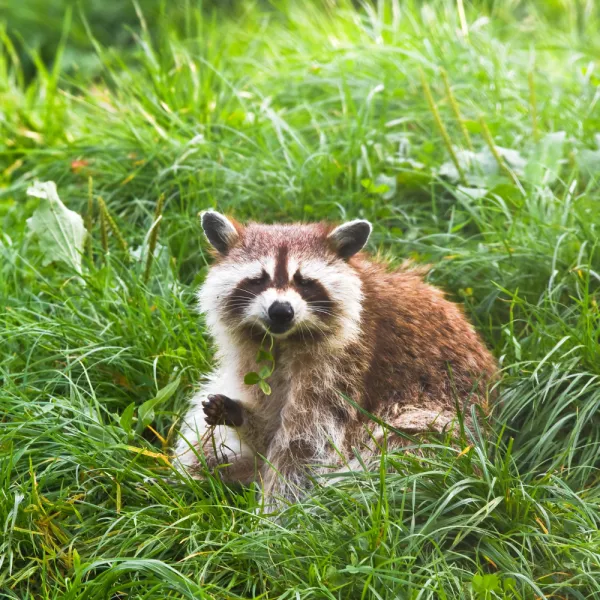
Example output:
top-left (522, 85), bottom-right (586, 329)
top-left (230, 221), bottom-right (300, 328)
top-left (263, 320), bottom-right (295, 336)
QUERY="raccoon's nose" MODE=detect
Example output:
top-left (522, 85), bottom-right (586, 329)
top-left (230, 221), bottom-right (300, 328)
top-left (268, 301), bottom-right (294, 326)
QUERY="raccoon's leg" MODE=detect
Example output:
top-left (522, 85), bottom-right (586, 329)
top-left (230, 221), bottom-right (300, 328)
top-left (383, 405), bottom-right (467, 447)
top-left (347, 405), bottom-right (467, 468)
top-left (260, 407), bottom-right (347, 510)
top-left (174, 380), bottom-right (258, 483)
top-left (179, 392), bottom-right (275, 483)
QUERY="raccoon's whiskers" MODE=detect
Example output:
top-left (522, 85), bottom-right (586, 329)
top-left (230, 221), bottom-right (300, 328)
top-left (298, 321), bottom-right (309, 345)
top-left (227, 301), bottom-right (255, 310)
top-left (309, 308), bottom-right (337, 319)
top-left (310, 307), bottom-right (336, 316)
top-left (306, 323), bottom-right (315, 344)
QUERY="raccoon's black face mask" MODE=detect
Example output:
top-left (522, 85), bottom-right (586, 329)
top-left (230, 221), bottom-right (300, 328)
top-left (198, 211), bottom-right (371, 344)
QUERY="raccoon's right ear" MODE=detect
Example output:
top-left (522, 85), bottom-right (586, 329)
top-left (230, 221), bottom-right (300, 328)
top-left (328, 219), bottom-right (372, 259)
top-left (200, 210), bottom-right (240, 255)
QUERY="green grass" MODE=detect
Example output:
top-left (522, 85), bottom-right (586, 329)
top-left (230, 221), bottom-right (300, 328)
top-left (2, 0), bottom-right (600, 597)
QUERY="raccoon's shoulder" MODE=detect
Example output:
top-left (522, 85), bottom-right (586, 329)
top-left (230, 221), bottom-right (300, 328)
top-left (353, 255), bottom-right (435, 296)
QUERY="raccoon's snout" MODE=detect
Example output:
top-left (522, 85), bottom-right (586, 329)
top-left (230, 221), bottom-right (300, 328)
top-left (267, 301), bottom-right (295, 333)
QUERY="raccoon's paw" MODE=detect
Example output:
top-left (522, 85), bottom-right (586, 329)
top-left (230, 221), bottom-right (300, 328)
top-left (202, 394), bottom-right (244, 427)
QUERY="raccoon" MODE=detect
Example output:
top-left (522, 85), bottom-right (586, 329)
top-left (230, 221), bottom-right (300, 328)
top-left (174, 211), bottom-right (497, 506)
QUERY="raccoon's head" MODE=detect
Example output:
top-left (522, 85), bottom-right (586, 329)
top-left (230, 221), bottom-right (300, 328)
top-left (198, 211), bottom-right (371, 348)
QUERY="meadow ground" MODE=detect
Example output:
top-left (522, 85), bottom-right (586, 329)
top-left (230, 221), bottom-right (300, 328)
top-left (2, 1), bottom-right (600, 598)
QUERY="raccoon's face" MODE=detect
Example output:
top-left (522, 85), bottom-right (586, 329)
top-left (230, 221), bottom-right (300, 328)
top-left (198, 211), bottom-right (371, 347)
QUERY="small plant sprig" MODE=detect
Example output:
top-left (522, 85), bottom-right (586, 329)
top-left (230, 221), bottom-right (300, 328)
top-left (479, 116), bottom-right (520, 187)
top-left (98, 196), bottom-right (109, 256)
top-left (420, 67), bottom-right (466, 184)
top-left (244, 333), bottom-right (275, 395)
top-left (98, 196), bottom-right (129, 259)
top-left (440, 68), bottom-right (473, 151)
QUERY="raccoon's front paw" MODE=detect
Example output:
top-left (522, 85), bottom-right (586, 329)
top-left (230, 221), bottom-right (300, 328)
top-left (202, 394), bottom-right (244, 427)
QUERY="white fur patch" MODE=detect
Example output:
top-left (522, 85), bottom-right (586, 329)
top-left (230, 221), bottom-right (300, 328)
top-left (287, 256), bottom-right (299, 280)
top-left (173, 358), bottom-right (254, 470)
top-left (263, 256), bottom-right (276, 279)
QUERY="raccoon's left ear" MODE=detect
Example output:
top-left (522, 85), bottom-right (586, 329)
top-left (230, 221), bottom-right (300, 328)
top-left (200, 210), bottom-right (240, 255)
top-left (328, 219), bottom-right (372, 259)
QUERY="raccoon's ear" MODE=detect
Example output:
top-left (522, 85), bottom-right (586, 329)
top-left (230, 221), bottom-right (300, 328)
top-left (200, 210), bottom-right (240, 255)
top-left (328, 219), bottom-right (372, 259)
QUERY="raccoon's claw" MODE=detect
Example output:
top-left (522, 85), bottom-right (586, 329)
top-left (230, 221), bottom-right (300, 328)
top-left (202, 394), bottom-right (228, 426)
top-left (202, 394), bottom-right (244, 427)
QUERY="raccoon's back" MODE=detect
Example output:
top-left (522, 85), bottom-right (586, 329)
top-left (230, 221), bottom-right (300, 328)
top-left (356, 261), bottom-right (496, 412)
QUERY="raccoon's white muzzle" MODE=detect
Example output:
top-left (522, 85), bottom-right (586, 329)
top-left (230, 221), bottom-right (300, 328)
top-left (245, 288), bottom-right (308, 336)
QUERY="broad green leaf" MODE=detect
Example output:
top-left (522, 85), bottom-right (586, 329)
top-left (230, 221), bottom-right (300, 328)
top-left (502, 577), bottom-right (517, 591)
top-left (497, 146), bottom-right (527, 173)
top-left (258, 365), bottom-right (271, 379)
top-left (259, 380), bottom-right (272, 395)
top-left (138, 375), bottom-right (181, 430)
top-left (26, 181), bottom-right (87, 274)
top-left (120, 402), bottom-right (136, 432)
top-left (525, 131), bottom-right (566, 185)
top-left (374, 173), bottom-right (397, 200)
top-left (439, 149), bottom-right (492, 183)
top-left (71, 547), bottom-right (81, 572)
top-left (0, 197), bottom-right (15, 217)
top-left (256, 349), bottom-right (273, 363)
top-left (395, 170), bottom-right (432, 189)
top-left (454, 186), bottom-right (489, 205)
top-left (439, 147), bottom-right (525, 186)
top-left (472, 573), bottom-right (500, 595)
top-left (578, 148), bottom-right (600, 176)
top-left (360, 178), bottom-right (390, 195)
top-left (577, 134), bottom-right (600, 177)
top-left (244, 372), bottom-right (260, 385)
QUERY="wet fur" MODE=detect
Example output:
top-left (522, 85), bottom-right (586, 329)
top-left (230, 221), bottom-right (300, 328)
top-left (174, 217), bottom-right (497, 508)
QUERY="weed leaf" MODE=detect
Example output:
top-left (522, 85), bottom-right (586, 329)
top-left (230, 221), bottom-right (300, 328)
top-left (525, 131), bottom-right (566, 185)
top-left (258, 365), bottom-right (271, 379)
top-left (256, 349), bottom-right (273, 363)
top-left (259, 380), bottom-right (272, 395)
top-left (120, 402), bottom-right (136, 432)
top-left (439, 147), bottom-right (525, 185)
top-left (577, 133), bottom-right (600, 177)
top-left (244, 372), bottom-right (260, 385)
top-left (472, 573), bottom-right (500, 596)
top-left (26, 181), bottom-right (87, 274)
top-left (138, 375), bottom-right (181, 431)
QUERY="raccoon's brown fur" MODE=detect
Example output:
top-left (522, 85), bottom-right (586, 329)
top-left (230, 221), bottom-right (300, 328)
top-left (174, 212), bottom-right (497, 508)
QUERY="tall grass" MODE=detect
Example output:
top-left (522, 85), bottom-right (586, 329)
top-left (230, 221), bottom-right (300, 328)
top-left (1, 0), bottom-right (600, 597)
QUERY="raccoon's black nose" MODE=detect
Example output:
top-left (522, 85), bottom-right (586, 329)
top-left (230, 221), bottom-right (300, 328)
top-left (268, 301), bottom-right (294, 329)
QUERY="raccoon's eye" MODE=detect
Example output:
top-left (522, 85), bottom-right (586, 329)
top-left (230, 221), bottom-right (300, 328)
top-left (247, 270), bottom-right (269, 286)
top-left (293, 271), bottom-right (313, 287)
